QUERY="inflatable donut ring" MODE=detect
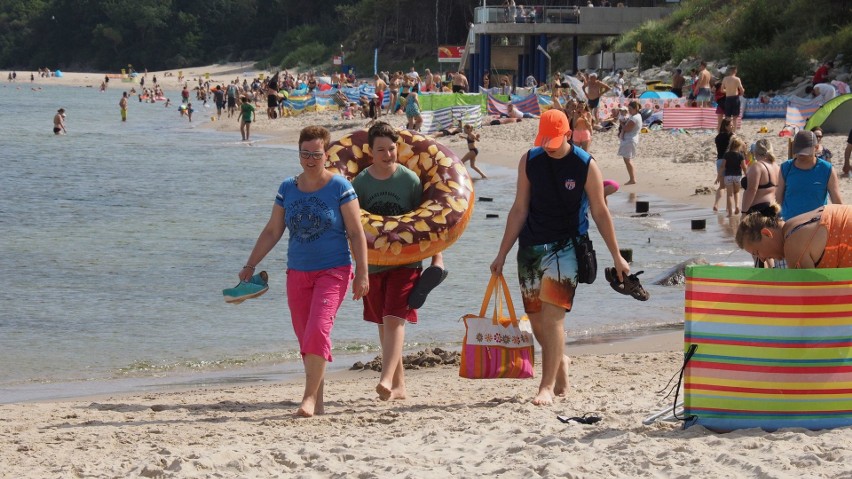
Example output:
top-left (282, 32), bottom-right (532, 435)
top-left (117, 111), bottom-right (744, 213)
top-left (327, 129), bottom-right (474, 266)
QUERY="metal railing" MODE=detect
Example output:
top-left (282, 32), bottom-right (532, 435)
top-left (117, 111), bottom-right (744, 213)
top-left (475, 6), bottom-right (580, 24)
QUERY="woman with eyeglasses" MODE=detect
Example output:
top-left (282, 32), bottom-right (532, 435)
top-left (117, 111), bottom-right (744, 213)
top-left (238, 125), bottom-right (369, 417)
top-left (810, 126), bottom-right (833, 163)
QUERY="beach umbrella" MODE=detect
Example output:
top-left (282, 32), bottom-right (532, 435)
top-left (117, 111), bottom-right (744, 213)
top-left (563, 75), bottom-right (586, 102)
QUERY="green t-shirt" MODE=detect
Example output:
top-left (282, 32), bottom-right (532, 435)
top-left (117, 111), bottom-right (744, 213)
top-left (352, 164), bottom-right (422, 273)
top-left (240, 103), bottom-right (255, 121)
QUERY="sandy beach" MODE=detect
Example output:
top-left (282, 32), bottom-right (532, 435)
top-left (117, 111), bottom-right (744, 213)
top-left (4, 65), bottom-right (852, 477)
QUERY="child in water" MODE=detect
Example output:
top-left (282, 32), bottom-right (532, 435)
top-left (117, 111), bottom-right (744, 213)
top-left (460, 124), bottom-right (487, 179)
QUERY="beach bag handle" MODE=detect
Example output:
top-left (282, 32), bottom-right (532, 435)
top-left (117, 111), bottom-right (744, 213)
top-left (479, 274), bottom-right (519, 326)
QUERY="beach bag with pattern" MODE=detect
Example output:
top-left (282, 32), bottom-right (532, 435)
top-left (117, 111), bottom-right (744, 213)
top-left (459, 274), bottom-right (535, 379)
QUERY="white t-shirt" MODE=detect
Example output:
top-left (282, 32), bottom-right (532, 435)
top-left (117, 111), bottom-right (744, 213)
top-left (525, 75), bottom-right (537, 87)
top-left (622, 113), bottom-right (642, 142)
top-left (615, 77), bottom-right (625, 96)
top-left (813, 83), bottom-right (837, 103)
top-left (507, 107), bottom-right (523, 119)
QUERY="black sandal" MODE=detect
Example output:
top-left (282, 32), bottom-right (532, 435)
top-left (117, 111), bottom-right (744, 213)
top-left (407, 266), bottom-right (448, 309)
top-left (605, 267), bottom-right (650, 302)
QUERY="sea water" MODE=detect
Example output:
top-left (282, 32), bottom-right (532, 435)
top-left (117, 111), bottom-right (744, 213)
top-left (0, 83), bottom-right (753, 402)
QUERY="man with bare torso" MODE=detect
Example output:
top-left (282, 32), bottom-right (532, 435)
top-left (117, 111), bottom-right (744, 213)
top-left (374, 74), bottom-right (387, 117)
top-left (695, 61), bottom-right (713, 107)
top-left (53, 108), bottom-right (66, 134)
top-left (671, 69), bottom-right (685, 97)
top-left (720, 65), bottom-right (745, 131)
top-left (451, 71), bottom-right (469, 93)
top-left (583, 73), bottom-right (611, 123)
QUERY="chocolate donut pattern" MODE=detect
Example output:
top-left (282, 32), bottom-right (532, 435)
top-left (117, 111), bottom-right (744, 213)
top-left (327, 129), bottom-right (474, 266)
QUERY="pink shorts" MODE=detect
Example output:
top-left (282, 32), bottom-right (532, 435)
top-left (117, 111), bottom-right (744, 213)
top-left (363, 267), bottom-right (420, 324)
top-left (572, 129), bottom-right (592, 143)
top-left (286, 266), bottom-right (353, 362)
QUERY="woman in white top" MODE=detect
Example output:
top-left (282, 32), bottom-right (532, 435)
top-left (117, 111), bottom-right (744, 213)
top-left (618, 100), bottom-right (642, 185)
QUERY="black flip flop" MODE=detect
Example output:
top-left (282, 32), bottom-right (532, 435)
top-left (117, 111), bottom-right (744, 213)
top-left (557, 413), bottom-right (602, 425)
top-left (407, 266), bottom-right (448, 309)
top-left (606, 267), bottom-right (650, 302)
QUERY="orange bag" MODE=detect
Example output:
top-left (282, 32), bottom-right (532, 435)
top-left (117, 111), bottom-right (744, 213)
top-left (459, 274), bottom-right (535, 379)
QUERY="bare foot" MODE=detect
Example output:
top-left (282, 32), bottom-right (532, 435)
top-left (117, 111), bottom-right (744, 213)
top-left (376, 383), bottom-right (392, 401)
top-left (554, 355), bottom-right (572, 397)
top-left (734, 209), bottom-right (740, 215)
top-left (712, 206), bottom-right (718, 212)
top-left (390, 388), bottom-right (407, 400)
top-left (531, 388), bottom-right (555, 406)
top-left (296, 398), bottom-right (318, 417)
top-left (624, 180), bottom-right (636, 185)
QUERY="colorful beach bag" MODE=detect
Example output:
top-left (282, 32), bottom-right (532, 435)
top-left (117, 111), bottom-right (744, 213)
top-left (683, 265), bottom-right (852, 432)
top-left (459, 274), bottom-right (535, 379)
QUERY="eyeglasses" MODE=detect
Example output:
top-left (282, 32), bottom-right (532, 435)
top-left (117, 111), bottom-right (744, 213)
top-left (299, 150), bottom-right (325, 160)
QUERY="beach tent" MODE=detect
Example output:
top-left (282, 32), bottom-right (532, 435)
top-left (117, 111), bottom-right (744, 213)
top-left (638, 91), bottom-right (677, 100)
top-left (54, 70), bottom-right (63, 77)
top-left (804, 94), bottom-right (852, 134)
top-left (683, 265), bottom-right (852, 432)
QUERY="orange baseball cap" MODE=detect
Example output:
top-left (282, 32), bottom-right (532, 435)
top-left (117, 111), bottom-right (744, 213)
top-left (534, 109), bottom-right (571, 149)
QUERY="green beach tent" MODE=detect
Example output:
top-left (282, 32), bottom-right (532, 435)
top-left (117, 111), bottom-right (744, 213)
top-left (804, 93), bottom-right (852, 134)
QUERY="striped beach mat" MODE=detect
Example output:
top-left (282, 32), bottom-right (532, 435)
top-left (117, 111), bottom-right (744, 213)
top-left (684, 265), bottom-right (852, 432)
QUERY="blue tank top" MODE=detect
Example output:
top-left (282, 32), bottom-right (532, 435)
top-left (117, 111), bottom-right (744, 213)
top-left (519, 146), bottom-right (591, 247)
top-left (780, 158), bottom-right (832, 220)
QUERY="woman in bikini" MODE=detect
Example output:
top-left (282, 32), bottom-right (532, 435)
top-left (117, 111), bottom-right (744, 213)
top-left (460, 124), bottom-right (487, 179)
top-left (740, 138), bottom-right (780, 215)
top-left (571, 102), bottom-right (593, 152)
top-left (736, 204), bottom-right (852, 269)
top-left (387, 73), bottom-right (400, 115)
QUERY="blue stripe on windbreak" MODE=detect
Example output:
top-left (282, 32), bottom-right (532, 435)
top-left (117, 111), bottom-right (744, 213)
top-left (691, 353), bottom-right (852, 365)
top-left (686, 321), bottom-right (852, 338)
top-left (689, 417), bottom-right (852, 432)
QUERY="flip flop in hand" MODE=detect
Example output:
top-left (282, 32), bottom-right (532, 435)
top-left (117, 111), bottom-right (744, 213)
top-left (605, 267), bottom-right (650, 302)
top-left (407, 266), bottom-right (449, 309)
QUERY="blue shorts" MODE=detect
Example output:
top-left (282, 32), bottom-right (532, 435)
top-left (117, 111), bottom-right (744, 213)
top-left (696, 88), bottom-right (712, 103)
top-left (517, 239), bottom-right (579, 313)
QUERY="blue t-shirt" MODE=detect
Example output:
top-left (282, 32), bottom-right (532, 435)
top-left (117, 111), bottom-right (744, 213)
top-left (275, 175), bottom-right (358, 271)
top-left (780, 158), bottom-right (833, 220)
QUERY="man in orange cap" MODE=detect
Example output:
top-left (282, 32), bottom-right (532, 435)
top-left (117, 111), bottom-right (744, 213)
top-left (490, 109), bottom-right (631, 406)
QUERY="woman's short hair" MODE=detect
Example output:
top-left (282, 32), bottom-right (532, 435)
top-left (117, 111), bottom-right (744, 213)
top-left (367, 121), bottom-right (399, 147)
top-left (298, 125), bottom-right (331, 150)
top-left (735, 204), bottom-right (782, 248)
